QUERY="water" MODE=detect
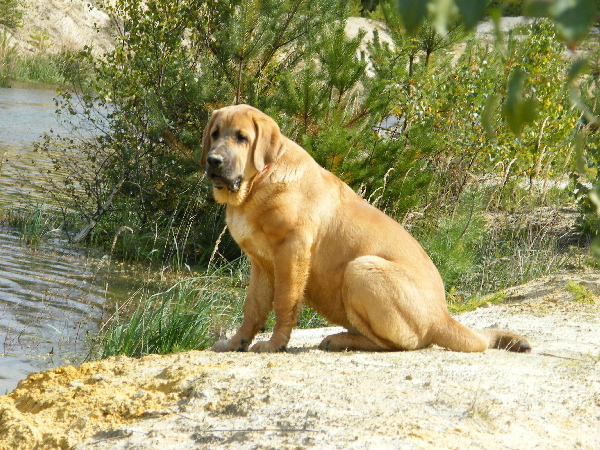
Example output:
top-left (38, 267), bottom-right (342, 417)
top-left (0, 87), bottom-right (64, 209)
top-left (0, 88), bottom-right (118, 394)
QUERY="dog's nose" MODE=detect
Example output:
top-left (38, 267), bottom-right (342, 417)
top-left (206, 154), bottom-right (224, 169)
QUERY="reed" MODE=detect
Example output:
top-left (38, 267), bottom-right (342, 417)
top-left (0, 204), bottom-right (62, 245)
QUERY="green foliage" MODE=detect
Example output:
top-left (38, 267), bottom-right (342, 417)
top-left (392, 0), bottom-right (600, 260)
top-left (565, 280), bottom-right (597, 304)
top-left (42, 0), bottom-right (435, 264)
top-left (569, 41), bottom-right (600, 258)
top-left (395, 0), bottom-right (428, 35)
top-left (397, 0), bottom-right (598, 45)
top-left (0, 0), bottom-right (23, 28)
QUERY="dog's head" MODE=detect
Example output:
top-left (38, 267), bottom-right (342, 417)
top-left (201, 104), bottom-right (285, 204)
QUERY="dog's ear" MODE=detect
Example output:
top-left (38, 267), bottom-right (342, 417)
top-left (201, 110), bottom-right (219, 166)
top-left (252, 113), bottom-right (285, 171)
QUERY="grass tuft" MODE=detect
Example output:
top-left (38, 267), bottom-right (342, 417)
top-left (98, 260), bottom-right (248, 359)
top-left (565, 281), bottom-right (597, 304)
top-left (1, 204), bottom-right (62, 245)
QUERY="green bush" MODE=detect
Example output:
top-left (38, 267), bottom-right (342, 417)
top-left (35, 0), bottom-right (595, 286)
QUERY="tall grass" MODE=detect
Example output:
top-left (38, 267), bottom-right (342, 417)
top-left (1, 204), bottom-right (62, 245)
top-left (0, 28), bottom-right (73, 87)
top-left (98, 260), bottom-right (248, 358)
top-left (472, 222), bottom-right (575, 293)
top-left (439, 206), bottom-right (578, 305)
top-left (415, 181), bottom-right (582, 298)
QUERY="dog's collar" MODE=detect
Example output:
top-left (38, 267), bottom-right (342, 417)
top-left (245, 163), bottom-right (273, 195)
top-left (253, 163), bottom-right (272, 183)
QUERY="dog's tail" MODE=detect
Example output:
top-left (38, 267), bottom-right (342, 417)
top-left (432, 316), bottom-right (531, 353)
top-left (478, 327), bottom-right (531, 353)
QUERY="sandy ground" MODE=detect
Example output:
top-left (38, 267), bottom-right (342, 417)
top-left (0, 273), bottom-right (599, 450)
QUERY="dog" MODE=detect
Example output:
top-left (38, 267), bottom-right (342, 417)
top-left (201, 104), bottom-right (531, 353)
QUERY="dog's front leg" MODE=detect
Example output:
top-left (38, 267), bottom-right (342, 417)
top-left (212, 261), bottom-right (273, 352)
top-left (250, 239), bottom-right (310, 353)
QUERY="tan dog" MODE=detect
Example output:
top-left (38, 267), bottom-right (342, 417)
top-left (202, 104), bottom-right (531, 354)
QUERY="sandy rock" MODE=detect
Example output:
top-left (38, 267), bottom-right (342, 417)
top-left (5, 0), bottom-right (114, 56)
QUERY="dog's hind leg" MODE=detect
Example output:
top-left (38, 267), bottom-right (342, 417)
top-left (335, 256), bottom-right (435, 351)
top-left (318, 331), bottom-right (389, 352)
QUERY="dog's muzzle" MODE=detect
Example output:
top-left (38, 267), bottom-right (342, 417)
top-left (206, 152), bottom-right (242, 193)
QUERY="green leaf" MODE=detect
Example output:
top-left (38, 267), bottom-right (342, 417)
top-left (590, 186), bottom-right (600, 216)
top-left (591, 235), bottom-right (600, 261)
top-left (501, 68), bottom-right (538, 134)
top-left (570, 85), bottom-right (600, 127)
top-left (429, 0), bottom-right (458, 36)
top-left (520, 97), bottom-right (538, 123)
top-left (523, 0), bottom-right (552, 17)
top-left (573, 131), bottom-right (586, 174)
top-left (482, 93), bottom-right (500, 141)
top-left (455, 0), bottom-right (487, 31)
top-left (489, 7), bottom-right (504, 45)
top-left (396, 0), bottom-right (428, 35)
top-left (551, 0), bottom-right (597, 44)
top-left (502, 69), bottom-right (525, 134)
top-left (591, 186), bottom-right (600, 261)
top-left (566, 58), bottom-right (589, 84)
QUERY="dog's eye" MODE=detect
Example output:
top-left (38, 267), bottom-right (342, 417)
top-left (211, 129), bottom-right (219, 140)
top-left (236, 132), bottom-right (248, 143)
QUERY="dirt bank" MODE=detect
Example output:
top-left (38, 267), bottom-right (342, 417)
top-left (4, 0), bottom-right (113, 56)
top-left (0, 273), bottom-right (599, 449)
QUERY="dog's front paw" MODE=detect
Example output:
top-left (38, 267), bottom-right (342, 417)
top-left (211, 338), bottom-right (250, 352)
top-left (211, 339), bottom-right (234, 352)
top-left (250, 340), bottom-right (287, 353)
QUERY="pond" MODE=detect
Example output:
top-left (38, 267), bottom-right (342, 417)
top-left (0, 87), bottom-right (128, 394)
